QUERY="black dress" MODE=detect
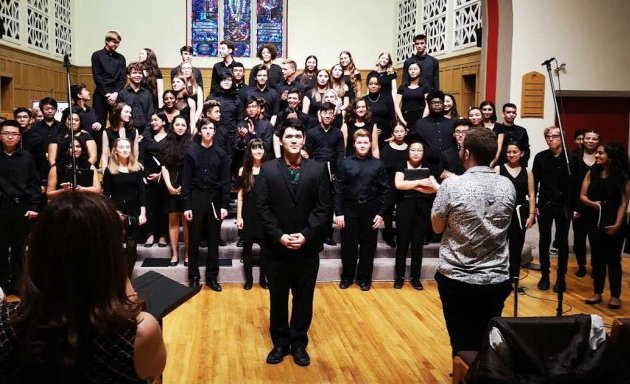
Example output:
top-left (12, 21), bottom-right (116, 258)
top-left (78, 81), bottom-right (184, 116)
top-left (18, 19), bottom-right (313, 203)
top-left (102, 169), bottom-right (146, 218)
top-left (397, 84), bottom-right (428, 128)
top-left (366, 92), bottom-right (395, 147)
top-left (377, 71), bottom-right (397, 100)
top-left (241, 174), bottom-right (263, 242)
top-left (500, 164), bottom-right (530, 278)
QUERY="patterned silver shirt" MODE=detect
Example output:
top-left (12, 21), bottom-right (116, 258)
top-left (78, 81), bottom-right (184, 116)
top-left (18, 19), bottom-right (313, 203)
top-left (431, 166), bottom-right (516, 284)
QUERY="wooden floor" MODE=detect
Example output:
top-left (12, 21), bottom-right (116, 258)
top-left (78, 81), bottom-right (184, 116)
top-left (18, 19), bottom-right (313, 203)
top-left (162, 259), bottom-right (630, 384)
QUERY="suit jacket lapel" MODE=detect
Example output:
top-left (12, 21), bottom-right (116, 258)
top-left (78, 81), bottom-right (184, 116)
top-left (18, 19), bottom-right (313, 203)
top-left (276, 159), bottom-right (297, 202)
top-left (296, 159), bottom-right (311, 200)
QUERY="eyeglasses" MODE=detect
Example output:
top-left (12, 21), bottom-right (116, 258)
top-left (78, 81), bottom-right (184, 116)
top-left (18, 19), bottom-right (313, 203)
top-left (544, 134), bottom-right (561, 140)
top-left (1, 132), bottom-right (21, 138)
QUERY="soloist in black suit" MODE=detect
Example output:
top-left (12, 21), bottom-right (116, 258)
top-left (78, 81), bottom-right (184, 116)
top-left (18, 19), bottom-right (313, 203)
top-left (255, 158), bottom-right (331, 350)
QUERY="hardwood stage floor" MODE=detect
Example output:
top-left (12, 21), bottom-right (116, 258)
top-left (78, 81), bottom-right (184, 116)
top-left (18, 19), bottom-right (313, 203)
top-left (162, 259), bottom-right (630, 383)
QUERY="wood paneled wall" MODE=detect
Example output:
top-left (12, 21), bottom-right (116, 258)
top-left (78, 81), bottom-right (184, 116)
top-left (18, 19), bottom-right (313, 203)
top-left (438, 51), bottom-right (482, 113)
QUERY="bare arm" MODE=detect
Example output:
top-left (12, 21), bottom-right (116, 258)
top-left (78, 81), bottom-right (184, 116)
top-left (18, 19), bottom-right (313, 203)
top-left (101, 133), bottom-right (110, 170)
top-left (302, 96), bottom-right (310, 115)
top-left (157, 78), bottom-right (164, 108)
top-left (394, 94), bottom-right (406, 126)
top-left (134, 311), bottom-right (167, 380)
top-left (47, 142), bottom-right (57, 167)
top-left (526, 168), bottom-right (536, 228)
top-left (86, 139), bottom-right (98, 165)
top-left (579, 171), bottom-right (600, 209)
top-left (371, 126), bottom-right (380, 158)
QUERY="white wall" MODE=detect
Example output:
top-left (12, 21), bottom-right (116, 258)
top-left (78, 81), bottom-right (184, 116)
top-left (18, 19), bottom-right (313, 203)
top-left (73, 0), bottom-right (396, 70)
top-left (507, 0), bottom-right (630, 158)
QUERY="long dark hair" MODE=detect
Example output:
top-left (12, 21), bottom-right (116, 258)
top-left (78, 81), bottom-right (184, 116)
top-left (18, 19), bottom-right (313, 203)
top-left (11, 192), bottom-right (142, 382)
top-left (240, 138), bottom-right (265, 194)
top-left (300, 55), bottom-right (318, 86)
top-left (141, 48), bottom-right (162, 97)
top-left (591, 143), bottom-right (630, 195)
top-left (160, 115), bottom-right (192, 168)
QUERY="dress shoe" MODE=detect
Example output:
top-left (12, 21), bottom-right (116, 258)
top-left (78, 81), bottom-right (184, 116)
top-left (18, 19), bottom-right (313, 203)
top-left (553, 280), bottom-right (566, 293)
top-left (243, 281), bottom-right (253, 290)
top-left (189, 277), bottom-right (200, 288)
top-left (266, 346), bottom-right (291, 364)
top-left (575, 266), bottom-right (587, 277)
top-left (339, 279), bottom-right (352, 289)
top-left (291, 346), bottom-right (310, 367)
top-left (608, 298), bottom-right (621, 309)
top-left (585, 295), bottom-right (602, 305)
top-left (169, 258), bottom-right (179, 267)
top-left (236, 238), bottom-right (244, 247)
top-left (393, 278), bottom-right (404, 289)
top-left (260, 280), bottom-right (269, 289)
top-left (158, 238), bottom-right (168, 247)
top-left (359, 282), bottom-right (371, 291)
top-left (144, 235), bottom-right (155, 247)
top-left (537, 275), bottom-right (550, 290)
top-left (323, 237), bottom-right (337, 246)
top-left (184, 260), bottom-right (189, 267)
top-left (207, 281), bottom-right (222, 292)
top-left (411, 279), bottom-right (424, 290)
top-left (219, 239), bottom-right (227, 246)
top-left (385, 239), bottom-right (397, 248)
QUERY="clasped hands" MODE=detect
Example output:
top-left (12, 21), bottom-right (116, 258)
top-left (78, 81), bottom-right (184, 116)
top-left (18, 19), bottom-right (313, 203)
top-left (280, 233), bottom-right (306, 250)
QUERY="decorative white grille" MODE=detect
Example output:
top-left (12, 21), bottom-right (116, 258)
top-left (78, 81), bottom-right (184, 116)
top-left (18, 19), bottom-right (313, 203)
top-left (54, 0), bottom-right (71, 54)
top-left (453, 0), bottom-right (481, 50)
top-left (396, 0), bottom-right (417, 62)
top-left (422, 0), bottom-right (447, 54)
top-left (27, 0), bottom-right (49, 50)
top-left (0, 0), bottom-right (20, 41)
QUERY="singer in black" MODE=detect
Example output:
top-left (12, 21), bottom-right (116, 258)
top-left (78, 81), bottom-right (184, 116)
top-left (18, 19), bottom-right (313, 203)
top-left (46, 138), bottom-right (101, 201)
top-left (182, 118), bottom-right (231, 291)
top-left (0, 120), bottom-right (41, 295)
top-left (334, 129), bottom-right (388, 291)
top-left (256, 118), bottom-right (331, 367)
top-left (91, 31), bottom-right (127, 127)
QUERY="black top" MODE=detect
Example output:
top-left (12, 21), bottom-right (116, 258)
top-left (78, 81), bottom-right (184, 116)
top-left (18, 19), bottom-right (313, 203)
top-left (248, 63), bottom-right (283, 89)
top-left (211, 60), bottom-right (242, 95)
top-left (206, 92), bottom-right (243, 136)
top-left (73, 104), bottom-right (99, 136)
top-left (181, 143), bottom-right (231, 210)
top-left (499, 164), bottom-right (529, 205)
top-left (305, 125), bottom-right (345, 176)
top-left (376, 71), bottom-right (397, 100)
top-left (397, 84), bottom-right (428, 119)
top-left (366, 92), bottom-right (395, 140)
top-left (342, 74), bottom-right (358, 100)
top-left (54, 158), bottom-right (94, 188)
top-left (102, 168), bottom-right (146, 217)
top-left (402, 53), bottom-right (440, 92)
top-left (118, 85), bottom-right (155, 132)
top-left (240, 173), bottom-right (263, 241)
top-left (277, 79), bottom-right (305, 110)
top-left (570, 152), bottom-right (594, 213)
top-left (19, 128), bottom-right (48, 186)
top-left (532, 149), bottom-right (573, 208)
top-left (496, 123), bottom-right (530, 165)
top-left (304, 90), bottom-right (325, 128)
top-left (585, 170), bottom-right (624, 221)
top-left (246, 86), bottom-right (280, 119)
top-left (236, 119), bottom-right (274, 157)
top-left (32, 120), bottom-right (64, 149)
top-left (410, 115), bottom-right (456, 173)
top-left (0, 149), bottom-right (41, 211)
top-left (438, 146), bottom-right (465, 177)
top-left (91, 48), bottom-right (127, 96)
top-left (344, 122), bottom-right (375, 156)
top-left (53, 130), bottom-right (94, 147)
top-left (395, 160), bottom-right (434, 199)
top-left (141, 132), bottom-right (167, 175)
top-left (170, 65), bottom-right (204, 88)
top-left (333, 154), bottom-right (389, 216)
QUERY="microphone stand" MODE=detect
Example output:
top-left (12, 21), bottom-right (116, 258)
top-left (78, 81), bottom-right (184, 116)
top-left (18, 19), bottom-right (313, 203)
top-left (63, 54), bottom-right (77, 189)
top-left (543, 59), bottom-right (570, 317)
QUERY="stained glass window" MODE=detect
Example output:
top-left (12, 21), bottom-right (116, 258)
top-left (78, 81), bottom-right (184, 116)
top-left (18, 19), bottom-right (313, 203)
top-left (223, 0), bottom-right (251, 57)
top-left (256, 0), bottom-right (283, 57)
top-left (191, 0), bottom-right (219, 56)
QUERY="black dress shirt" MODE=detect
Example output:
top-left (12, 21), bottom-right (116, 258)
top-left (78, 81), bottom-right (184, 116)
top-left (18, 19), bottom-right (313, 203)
top-left (32, 120), bottom-right (63, 149)
top-left (211, 60), bottom-right (242, 95)
top-left (333, 154), bottom-right (389, 216)
top-left (246, 86), bottom-right (280, 119)
top-left (306, 125), bottom-right (345, 176)
top-left (410, 115), bottom-right (456, 172)
top-left (72, 104), bottom-right (99, 135)
top-left (532, 149), bottom-right (573, 208)
top-left (118, 85), bottom-right (155, 132)
top-left (181, 143), bottom-right (231, 210)
top-left (19, 128), bottom-right (48, 185)
top-left (91, 48), bottom-right (127, 96)
top-left (0, 149), bottom-right (41, 211)
top-left (496, 123), bottom-right (530, 165)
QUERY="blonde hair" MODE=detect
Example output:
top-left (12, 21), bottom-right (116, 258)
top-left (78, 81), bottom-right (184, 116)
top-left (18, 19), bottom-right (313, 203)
top-left (105, 31), bottom-right (121, 42)
top-left (108, 138), bottom-right (143, 174)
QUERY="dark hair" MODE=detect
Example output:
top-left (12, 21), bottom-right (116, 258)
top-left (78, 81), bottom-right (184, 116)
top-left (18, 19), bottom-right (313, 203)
top-left (108, 102), bottom-right (134, 131)
top-left (426, 90), bottom-right (445, 103)
top-left (444, 93), bottom-right (459, 118)
top-left (0, 120), bottom-right (20, 131)
top-left (232, 62), bottom-right (244, 69)
top-left (196, 117), bottom-right (214, 131)
top-left (161, 116), bottom-right (192, 169)
top-left (502, 102), bottom-right (517, 112)
top-left (202, 99), bottom-right (221, 117)
top-left (454, 118), bottom-right (472, 128)
top-left (366, 71), bottom-right (382, 86)
top-left (70, 83), bottom-right (87, 102)
top-left (278, 118), bottom-right (305, 138)
top-left (251, 64), bottom-right (268, 80)
top-left (257, 43), bottom-right (278, 61)
top-left (319, 101), bottom-right (336, 112)
top-left (276, 107), bottom-right (299, 128)
top-left (479, 100), bottom-right (497, 122)
top-left (287, 87), bottom-right (301, 98)
top-left (141, 48), bottom-right (162, 97)
top-left (505, 139), bottom-right (526, 152)
top-left (574, 128), bottom-right (587, 139)
top-left (216, 71), bottom-right (235, 93)
top-left (591, 143), bottom-right (630, 195)
top-left (463, 128), bottom-right (498, 166)
top-left (219, 40), bottom-right (235, 51)
top-left (151, 110), bottom-right (169, 133)
top-left (11, 192), bottom-right (142, 382)
top-left (180, 45), bottom-right (193, 54)
top-left (345, 97), bottom-right (372, 125)
top-left (414, 34), bottom-right (427, 42)
top-left (126, 61), bottom-right (144, 75)
top-left (60, 108), bottom-right (80, 129)
top-left (299, 55), bottom-right (318, 87)
top-left (39, 97), bottom-right (58, 110)
top-left (55, 137), bottom-right (90, 172)
top-left (13, 107), bottom-right (32, 119)
top-left (245, 96), bottom-right (260, 108)
top-left (240, 138), bottom-right (265, 194)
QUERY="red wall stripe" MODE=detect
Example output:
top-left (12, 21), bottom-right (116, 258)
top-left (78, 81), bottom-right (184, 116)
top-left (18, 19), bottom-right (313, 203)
top-left (485, 0), bottom-right (499, 101)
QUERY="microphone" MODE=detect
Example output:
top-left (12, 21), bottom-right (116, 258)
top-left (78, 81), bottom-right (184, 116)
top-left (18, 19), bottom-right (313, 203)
top-left (63, 53), bottom-right (71, 68)
top-left (541, 57), bottom-right (555, 66)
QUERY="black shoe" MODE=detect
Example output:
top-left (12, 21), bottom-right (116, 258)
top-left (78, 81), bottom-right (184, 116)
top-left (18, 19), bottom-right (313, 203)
top-left (266, 346), bottom-right (291, 364)
top-left (324, 237), bottom-right (337, 246)
top-left (608, 299), bottom-right (621, 309)
top-left (393, 278), bottom-right (404, 289)
top-left (339, 279), bottom-right (352, 289)
top-left (575, 266), bottom-right (587, 277)
top-left (359, 281), bottom-right (371, 291)
top-left (219, 239), bottom-right (227, 246)
top-left (585, 295), bottom-right (602, 305)
top-left (243, 281), bottom-right (253, 290)
top-left (537, 275), bottom-right (550, 290)
top-left (189, 277), bottom-right (200, 288)
top-left (553, 281), bottom-right (566, 293)
top-left (207, 281), bottom-right (222, 292)
top-left (291, 346), bottom-right (310, 367)
top-left (260, 280), bottom-right (269, 289)
top-left (411, 279), bottom-right (424, 290)
top-left (385, 239), bottom-right (397, 248)
top-left (199, 239), bottom-right (208, 248)
top-left (184, 260), bottom-right (189, 267)
top-left (169, 259), bottom-right (179, 267)
top-left (236, 238), bottom-right (244, 247)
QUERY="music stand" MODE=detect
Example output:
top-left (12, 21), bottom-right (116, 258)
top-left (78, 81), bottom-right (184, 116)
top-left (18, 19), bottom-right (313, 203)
top-left (131, 271), bottom-right (201, 323)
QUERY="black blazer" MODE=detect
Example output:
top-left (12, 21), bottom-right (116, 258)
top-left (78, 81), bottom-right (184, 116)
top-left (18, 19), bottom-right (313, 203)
top-left (256, 158), bottom-right (332, 255)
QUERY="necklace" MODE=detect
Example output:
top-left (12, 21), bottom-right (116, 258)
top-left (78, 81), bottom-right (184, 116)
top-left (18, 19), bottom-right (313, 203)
top-left (367, 92), bottom-right (380, 103)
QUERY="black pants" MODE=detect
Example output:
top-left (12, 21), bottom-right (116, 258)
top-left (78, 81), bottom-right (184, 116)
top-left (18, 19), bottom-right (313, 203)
top-left (436, 272), bottom-right (511, 355)
top-left (187, 190), bottom-right (221, 281)
top-left (340, 204), bottom-right (379, 283)
top-left (242, 237), bottom-right (268, 284)
top-left (93, 91), bottom-right (113, 127)
top-left (145, 181), bottom-right (168, 239)
top-left (537, 203), bottom-right (570, 277)
top-left (0, 200), bottom-right (32, 291)
top-left (507, 214), bottom-right (526, 280)
top-left (572, 215), bottom-right (588, 267)
top-left (587, 224), bottom-right (624, 298)
top-left (267, 251), bottom-right (319, 349)
top-left (395, 198), bottom-right (431, 280)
